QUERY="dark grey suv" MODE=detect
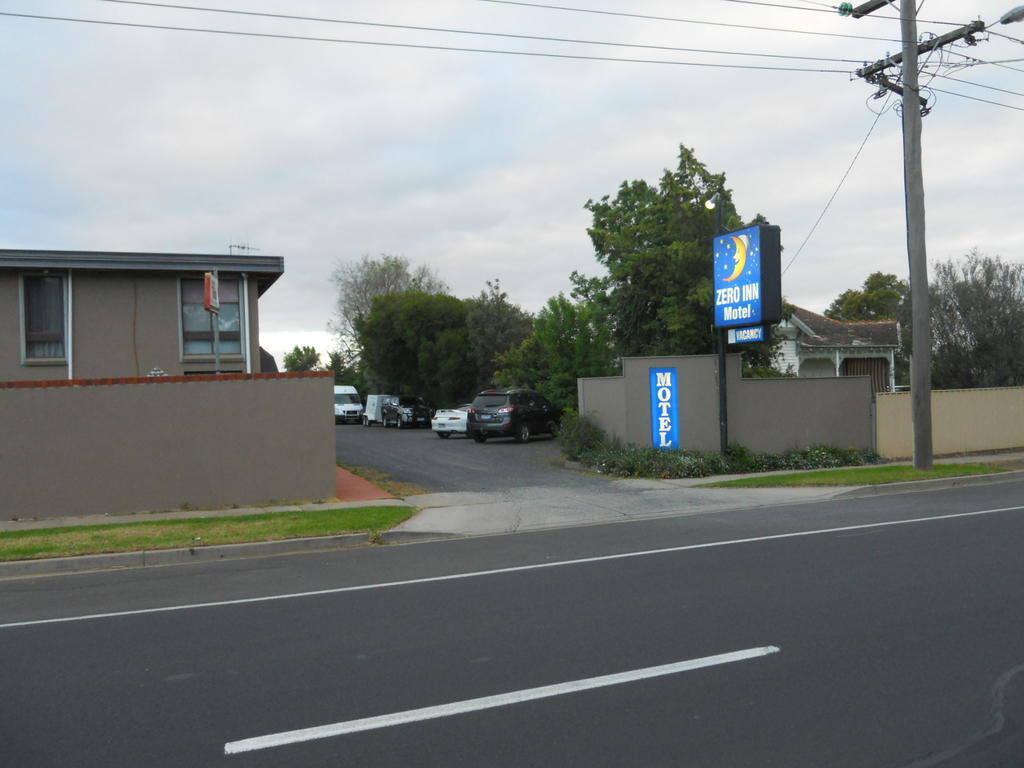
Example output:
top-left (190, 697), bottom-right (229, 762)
top-left (381, 395), bottom-right (432, 429)
top-left (466, 389), bottom-right (562, 443)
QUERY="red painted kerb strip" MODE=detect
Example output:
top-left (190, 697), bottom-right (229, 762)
top-left (0, 371), bottom-right (333, 389)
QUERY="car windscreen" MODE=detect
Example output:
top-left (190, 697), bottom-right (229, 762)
top-left (398, 396), bottom-right (423, 406)
top-left (472, 394), bottom-right (509, 408)
top-left (334, 394), bottom-right (360, 404)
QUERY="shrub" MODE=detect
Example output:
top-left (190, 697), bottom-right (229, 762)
top-left (557, 410), bottom-right (608, 461)
top-left (566, 438), bottom-right (881, 480)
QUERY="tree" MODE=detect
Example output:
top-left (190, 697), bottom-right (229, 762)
top-left (355, 291), bottom-right (476, 406)
top-left (282, 345), bottom-right (322, 372)
top-left (496, 293), bottom-right (618, 410)
top-left (928, 250), bottom-right (1024, 389)
top-left (825, 272), bottom-right (907, 321)
top-left (327, 350), bottom-right (367, 391)
top-left (465, 279), bottom-right (533, 391)
top-left (328, 254), bottom-right (448, 364)
top-left (577, 144), bottom-right (753, 358)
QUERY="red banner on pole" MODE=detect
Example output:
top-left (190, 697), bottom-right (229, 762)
top-left (204, 272), bottom-right (220, 314)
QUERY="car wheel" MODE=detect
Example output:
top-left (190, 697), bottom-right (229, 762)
top-left (515, 422), bottom-right (530, 443)
top-left (547, 420), bottom-right (561, 437)
top-left (437, 432), bottom-right (450, 439)
top-left (472, 433), bottom-right (487, 443)
top-left (362, 416), bottom-right (369, 426)
top-left (398, 419), bottom-right (406, 430)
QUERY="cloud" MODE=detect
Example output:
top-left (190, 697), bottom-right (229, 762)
top-left (1, 0), bottom-right (1020, 334)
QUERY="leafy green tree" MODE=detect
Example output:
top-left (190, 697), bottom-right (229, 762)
top-left (496, 293), bottom-right (618, 410)
top-left (825, 272), bottom-right (907, 321)
top-left (355, 291), bottom-right (476, 406)
top-left (578, 144), bottom-right (752, 358)
top-left (928, 250), bottom-right (1024, 389)
top-left (282, 345), bottom-right (322, 372)
top-left (465, 279), bottom-right (533, 391)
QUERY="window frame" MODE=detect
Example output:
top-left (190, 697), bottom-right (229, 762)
top-left (19, 272), bottom-right (69, 365)
top-left (177, 275), bottom-right (248, 362)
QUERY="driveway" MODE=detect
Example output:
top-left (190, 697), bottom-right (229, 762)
top-left (335, 422), bottom-right (591, 493)
top-left (334, 422), bottom-right (845, 536)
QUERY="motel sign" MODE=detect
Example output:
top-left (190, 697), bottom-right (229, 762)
top-left (713, 224), bottom-right (782, 329)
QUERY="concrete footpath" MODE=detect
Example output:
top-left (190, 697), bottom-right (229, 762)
top-left (2, 455), bottom-right (1023, 579)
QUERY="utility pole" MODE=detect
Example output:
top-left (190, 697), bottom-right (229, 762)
top-left (897, 1), bottom-right (933, 471)
top-left (846, 0), bottom-right (982, 471)
top-left (847, 2), bottom-right (1021, 469)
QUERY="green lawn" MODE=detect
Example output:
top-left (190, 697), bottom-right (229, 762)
top-left (0, 506), bottom-right (415, 562)
top-left (702, 463), bottom-right (1007, 488)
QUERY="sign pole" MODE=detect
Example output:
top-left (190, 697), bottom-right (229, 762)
top-left (718, 328), bottom-right (728, 453)
top-left (213, 270), bottom-right (220, 374)
top-left (712, 200), bottom-right (728, 453)
top-left (204, 270), bottom-right (221, 375)
top-left (711, 220), bottom-right (782, 455)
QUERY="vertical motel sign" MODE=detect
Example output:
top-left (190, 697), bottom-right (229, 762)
top-left (650, 367), bottom-right (680, 450)
top-left (713, 224), bottom-right (782, 334)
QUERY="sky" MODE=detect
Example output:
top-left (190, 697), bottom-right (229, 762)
top-left (2, 0), bottom-right (1022, 368)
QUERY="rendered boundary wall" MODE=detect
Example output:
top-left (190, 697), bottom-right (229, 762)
top-left (875, 386), bottom-right (1024, 458)
top-left (0, 372), bottom-right (335, 519)
top-left (578, 355), bottom-right (873, 454)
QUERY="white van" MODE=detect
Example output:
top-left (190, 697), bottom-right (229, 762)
top-left (334, 385), bottom-right (363, 424)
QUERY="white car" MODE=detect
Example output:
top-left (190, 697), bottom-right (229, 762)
top-left (431, 404), bottom-right (470, 438)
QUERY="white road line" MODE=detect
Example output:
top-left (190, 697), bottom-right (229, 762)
top-left (223, 645), bottom-right (780, 755)
top-left (3, 504), bottom-right (1022, 630)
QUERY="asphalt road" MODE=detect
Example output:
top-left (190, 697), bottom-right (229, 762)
top-left (3, 481), bottom-right (1024, 767)
top-left (334, 420), bottom-right (584, 493)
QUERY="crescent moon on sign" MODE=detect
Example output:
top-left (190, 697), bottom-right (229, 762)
top-left (723, 235), bottom-right (749, 282)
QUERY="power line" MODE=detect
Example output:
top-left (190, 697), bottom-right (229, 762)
top-left (704, 0), bottom-right (837, 14)
top-left (712, 0), bottom-right (967, 27)
top-left (0, 12), bottom-right (853, 72)
top-left (928, 72), bottom-right (1024, 99)
top-left (76, 0), bottom-right (865, 65)
top-left (476, 0), bottom-right (901, 42)
top-left (782, 102), bottom-right (889, 276)
top-left (944, 49), bottom-right (1024, 75)
top-left (987, 28), bottom-right (1024, 45)
top-left (927, 86), bottom-right (1024, 111)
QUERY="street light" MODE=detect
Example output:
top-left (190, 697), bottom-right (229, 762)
top-left (705, 189), bottom-right (727, 452)
top-left (1000, 5), bottom-right (1024, 23)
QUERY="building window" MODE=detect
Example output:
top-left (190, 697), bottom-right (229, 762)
top-left (23, 275), bottom-right (66, 360)
top-left (181, 277), bottom-right (242, 356)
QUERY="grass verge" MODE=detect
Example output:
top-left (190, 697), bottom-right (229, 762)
top-left (0, 506), bottom-right (415, 562)
top-left (701, 463), bottom-right (1008, 488)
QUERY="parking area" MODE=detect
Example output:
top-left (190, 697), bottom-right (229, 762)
top-left (334, 421), bottom-right (591, 494)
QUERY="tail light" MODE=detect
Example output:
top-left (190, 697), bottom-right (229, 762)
top-left (467, 407), bottom-right (476, 414)
top-left (498, 406), bottom-right (515, 414)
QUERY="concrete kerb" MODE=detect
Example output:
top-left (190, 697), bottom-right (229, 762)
top-left (0, 532), bottom-right (376, 580)
top-left (832, 468), bottom-right (1024, 499)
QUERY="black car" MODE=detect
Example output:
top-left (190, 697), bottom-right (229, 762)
top-left (381, 395), bottom-right (432, 429)
top-left (466, 389), bottom-right (562, 443)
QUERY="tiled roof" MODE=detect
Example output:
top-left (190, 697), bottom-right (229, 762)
top-left (791, 306), bottom-right (899, 348)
